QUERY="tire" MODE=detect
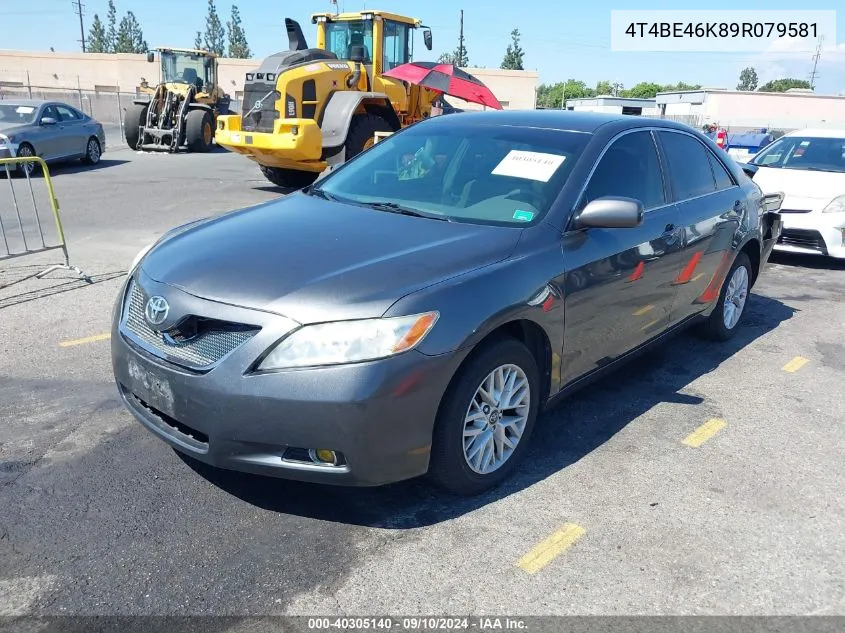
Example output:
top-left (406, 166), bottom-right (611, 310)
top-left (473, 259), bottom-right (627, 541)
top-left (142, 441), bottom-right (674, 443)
top-left (258, 165), bottom-right (319, 190)
top-left (428, 337), bottom-right (541, 496)
top-left (13, 143), bottom-right (38, 177)
top-left (185, 109), bottom-right (214, 153)
top-left (123, 103), bottom-right (148, 150)
top-left (695, 251), bottom-right (753, 342)
top-left (83, 136), bottom-right (101, 165)
top-left (344, 114), bottom-right (393, 160)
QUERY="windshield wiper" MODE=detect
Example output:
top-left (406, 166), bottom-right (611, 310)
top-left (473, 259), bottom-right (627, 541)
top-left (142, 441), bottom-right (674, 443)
top-left (356, 200), bottom-right (452, 221)
top-left (304, 186), bottom-right (337, 201)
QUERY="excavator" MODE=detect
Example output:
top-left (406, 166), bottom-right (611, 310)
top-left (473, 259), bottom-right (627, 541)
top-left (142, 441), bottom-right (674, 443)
top-left (215, 10), bottom-right (439, 188)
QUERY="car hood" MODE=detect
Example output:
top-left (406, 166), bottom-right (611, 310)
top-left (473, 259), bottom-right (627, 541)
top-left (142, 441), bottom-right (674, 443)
top-left (0, 122), bottom-right (29, 136)
top-left (753, 165), bottom-right (845, 210)
top-left (141, 193), bottom-right (522, 324)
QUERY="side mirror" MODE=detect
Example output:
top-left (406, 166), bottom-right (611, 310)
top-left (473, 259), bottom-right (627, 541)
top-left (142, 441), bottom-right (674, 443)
top-left (40, 116), bottom-right (58, 126)
top-left (146, 51), bottom-right (155, 63)
top-left (737, 161), bottom-right (758, 179)
top-left (576, 196), bottom-right (644, 229)
top-left (423, 29), bottom-right (433, 51)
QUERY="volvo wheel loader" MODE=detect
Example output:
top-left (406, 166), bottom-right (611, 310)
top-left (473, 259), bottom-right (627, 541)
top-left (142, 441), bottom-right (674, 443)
top-left (215, 11), bottom-right (438, 188)
top-left (124, 47), bottom-right (232, 153)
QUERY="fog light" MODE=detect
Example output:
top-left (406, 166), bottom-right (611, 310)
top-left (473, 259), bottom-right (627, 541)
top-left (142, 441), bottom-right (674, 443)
top-left (309, 449), bottom-right (338, 465)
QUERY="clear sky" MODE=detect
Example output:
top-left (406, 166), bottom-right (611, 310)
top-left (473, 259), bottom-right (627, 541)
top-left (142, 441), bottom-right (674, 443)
top-left (2, 0), bottom-right (844, 94)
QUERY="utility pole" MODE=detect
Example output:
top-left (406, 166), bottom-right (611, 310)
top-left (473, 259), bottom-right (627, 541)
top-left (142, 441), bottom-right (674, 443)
top-left (809, 35), bottom-right (823, 90)
top-left (458, 10), bottom-right (465, 66)
top-left (72, 0), bottom-right (86, 53)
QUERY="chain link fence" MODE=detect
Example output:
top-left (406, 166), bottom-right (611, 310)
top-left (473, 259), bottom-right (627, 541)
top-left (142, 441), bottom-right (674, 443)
top-left (0, 82), bottom-right (135, 148)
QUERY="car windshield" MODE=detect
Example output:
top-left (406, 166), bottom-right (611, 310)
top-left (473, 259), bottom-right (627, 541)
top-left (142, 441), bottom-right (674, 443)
top-left (0, 103), bottom-right (38, 125)
top-left (161, 51), bottom-right (212, 88)
top-left (750, 135), bottom-right (845, 173)
top-left (312, 122), bottom-right (591, 226)
top-left (325, 20), bottom-right (374, 62)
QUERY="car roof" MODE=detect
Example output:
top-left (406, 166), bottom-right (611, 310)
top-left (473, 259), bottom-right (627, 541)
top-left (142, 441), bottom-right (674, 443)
top-left (423, 109), bottom-right (696, 134)
top-left (784, 128), bottom-right (845, 138)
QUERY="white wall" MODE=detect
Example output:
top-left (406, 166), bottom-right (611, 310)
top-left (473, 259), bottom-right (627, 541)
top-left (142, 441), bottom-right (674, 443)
top-left (703, 91), bottom-right (845, 129)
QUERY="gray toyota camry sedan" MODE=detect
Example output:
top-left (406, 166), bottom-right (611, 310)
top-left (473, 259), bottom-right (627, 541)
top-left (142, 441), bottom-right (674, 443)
top-left (112, 110), bottom-right (783, 495)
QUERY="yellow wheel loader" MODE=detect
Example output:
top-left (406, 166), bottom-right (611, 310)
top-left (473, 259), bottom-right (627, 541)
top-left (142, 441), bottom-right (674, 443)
top-left (215, 11), bottom-right (438, 188)
top-left (125, 47), bottom-right (232, 153)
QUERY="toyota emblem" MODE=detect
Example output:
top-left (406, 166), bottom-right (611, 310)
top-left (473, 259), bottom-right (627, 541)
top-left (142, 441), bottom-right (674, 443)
top-left (145, 296), bottom-right (170, 326)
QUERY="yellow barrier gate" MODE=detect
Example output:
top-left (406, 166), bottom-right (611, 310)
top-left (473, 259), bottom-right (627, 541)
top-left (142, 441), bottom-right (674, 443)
top-left (0, 156), bottom-right (89, 289)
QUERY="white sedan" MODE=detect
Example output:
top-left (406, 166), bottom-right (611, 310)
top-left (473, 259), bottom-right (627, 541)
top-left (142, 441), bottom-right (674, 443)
top-left (747, 128), bottom-right (845, 259)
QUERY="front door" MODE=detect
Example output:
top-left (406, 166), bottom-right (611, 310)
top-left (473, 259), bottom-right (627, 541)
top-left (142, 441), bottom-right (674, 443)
top-left (560, 130), bottom-right (687, 384)
top-left (654, 130), bottom-right (744, 325)
top-left (54, 104), bottom-right (88, 158)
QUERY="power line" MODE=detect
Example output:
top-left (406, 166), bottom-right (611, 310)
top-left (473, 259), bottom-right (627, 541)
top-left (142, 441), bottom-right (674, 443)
top-left (71, 0), bottom-right (86, 53)
top-left (809, 35), bottom-right (824, 89)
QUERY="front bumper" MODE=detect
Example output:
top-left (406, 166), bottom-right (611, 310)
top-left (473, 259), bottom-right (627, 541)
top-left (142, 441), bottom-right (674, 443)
top-left (774, 212), bottom-right (845, 259)
top-left (110, 276), bottom-right (464, 486)
top-left (215, 115), bottom-right (326, 171)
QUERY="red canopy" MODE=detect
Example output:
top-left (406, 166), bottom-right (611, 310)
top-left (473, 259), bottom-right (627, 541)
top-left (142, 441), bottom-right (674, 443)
top-left (382, 62), bottom-right (503, 110)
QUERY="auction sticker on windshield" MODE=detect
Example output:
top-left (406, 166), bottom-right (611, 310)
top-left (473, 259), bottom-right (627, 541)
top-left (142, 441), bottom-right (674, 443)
top-left (492, 150), bottom-right (566, 182)
top-left (16, 106), bottom-right (35, 114)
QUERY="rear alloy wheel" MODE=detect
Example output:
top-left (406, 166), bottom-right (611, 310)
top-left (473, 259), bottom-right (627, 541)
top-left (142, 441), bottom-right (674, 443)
top-left (428, 338), bottom-right (540, 495)
top-left (83, 137), bottom-right (101, 165)
top-left (696, 251), bottom-right (752, 342)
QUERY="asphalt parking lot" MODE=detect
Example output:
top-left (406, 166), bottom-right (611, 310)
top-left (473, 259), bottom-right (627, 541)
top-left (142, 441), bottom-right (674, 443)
top-left (1, 142), bottom-right (844, 618)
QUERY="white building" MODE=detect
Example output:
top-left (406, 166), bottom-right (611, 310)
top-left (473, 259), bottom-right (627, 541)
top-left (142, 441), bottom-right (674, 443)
top-left (655, 89), bottom-right (845, 132)
top-left (563, 96), bottom-right (660, 116)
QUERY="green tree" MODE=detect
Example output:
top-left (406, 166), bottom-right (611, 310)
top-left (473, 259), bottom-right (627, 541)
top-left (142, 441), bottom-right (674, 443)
top-left (106, 0), bottom-right (118, 53)
top-left (536, 79), bottom-right (596, 108)
top-left (622, 82), bottom-right (664, 98)
top-left (226, 4), bottom-right (251, 58)
top-left (595, 80), bottom-right (613, 95)
top-left (87, 14), bottom-right (108, 53)
top-left (203, 0), bottom-right (226, 56)
top-left (115, 11), bottom-right (147, 53)
top-left (195, 31), bottom-right (203, 50)
top-left (758, 78), bottom-right (811, 92)
top-left (500, 28), bottom-right (524, 70)
top-left (661, 81), bottom-right (701, 92)
top-left (737, 67), bottom-right (758, 91)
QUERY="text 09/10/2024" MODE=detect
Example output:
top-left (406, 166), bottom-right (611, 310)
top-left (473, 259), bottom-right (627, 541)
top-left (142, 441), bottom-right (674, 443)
top-left (610, 9), bottom-right (836, 52)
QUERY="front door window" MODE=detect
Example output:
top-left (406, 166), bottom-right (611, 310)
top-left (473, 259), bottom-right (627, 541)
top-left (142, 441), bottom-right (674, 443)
top-left (382, 20), bottom-right (410, 71)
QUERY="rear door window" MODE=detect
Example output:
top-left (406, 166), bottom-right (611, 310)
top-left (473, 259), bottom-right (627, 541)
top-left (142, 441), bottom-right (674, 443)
top-left (658, 131), bottom-right (718, 201)
top-left (708, 152), bottom-right (736, 190)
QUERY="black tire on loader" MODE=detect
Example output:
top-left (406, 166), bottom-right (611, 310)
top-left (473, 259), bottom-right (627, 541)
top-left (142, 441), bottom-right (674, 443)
top-left (185, 109), bottom-right (214, 153)
top-left (344, 114), bottom-right (394, 160)
top-left (259, 166), bottom-right (319, 190)
top-left (123, 103), bottom-right (148, 150)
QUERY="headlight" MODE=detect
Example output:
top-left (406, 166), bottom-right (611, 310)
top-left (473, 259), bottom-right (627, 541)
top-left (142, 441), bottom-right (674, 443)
top-left (128, 241), bottom-right (155, 274)
top-left (0, 134), bottom-right (9, 148)
top-left (257, 312), bottom-right (439, 370)
top-left (822, 195), bottom-right (845, 214)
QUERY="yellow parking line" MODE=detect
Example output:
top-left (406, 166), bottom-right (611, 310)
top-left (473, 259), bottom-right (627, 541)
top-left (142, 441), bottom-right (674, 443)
top-left (640, 318), bottom-right (660, 331)
top-left (632, 304), bottom-right (654, 316)
top-left (59, 333), bottom-right (111, 348)
top-left (782, 356), bottom-right (809, 373)
top-left (516, 523), bottom-right (586, 575)
top-left (682, 418), bottom-right (726, 448)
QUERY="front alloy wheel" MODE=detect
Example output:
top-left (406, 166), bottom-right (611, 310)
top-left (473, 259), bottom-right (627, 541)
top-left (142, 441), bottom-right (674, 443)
top-left (429, 337), bottom-right (540, 495)
top-left (16, 144), bottom-right (35, 176)
top-left (463, 364), bottom-right (530, 474)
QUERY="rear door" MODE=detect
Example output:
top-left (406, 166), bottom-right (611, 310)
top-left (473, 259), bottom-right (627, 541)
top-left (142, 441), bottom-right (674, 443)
top-left (560, 129), bottom-right (687, 384)
top-left (654, 130), bottom-right (743, 325)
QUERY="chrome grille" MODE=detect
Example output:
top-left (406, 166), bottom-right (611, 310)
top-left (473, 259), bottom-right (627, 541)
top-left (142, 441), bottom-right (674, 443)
top-left (122, 279), bottom-right (259, 370)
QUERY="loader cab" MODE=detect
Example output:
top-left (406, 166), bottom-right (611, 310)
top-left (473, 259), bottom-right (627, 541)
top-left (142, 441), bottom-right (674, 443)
top-left (153, 48), bottom-right (218, 96)
top-left (312, 11), bottom-right (433, 116)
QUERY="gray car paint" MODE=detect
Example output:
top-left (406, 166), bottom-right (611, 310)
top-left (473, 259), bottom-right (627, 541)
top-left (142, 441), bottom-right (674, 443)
top-left (0, 99), bottom-right (105, 167)
top-left (111, 110), bottom-right (781, 487)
